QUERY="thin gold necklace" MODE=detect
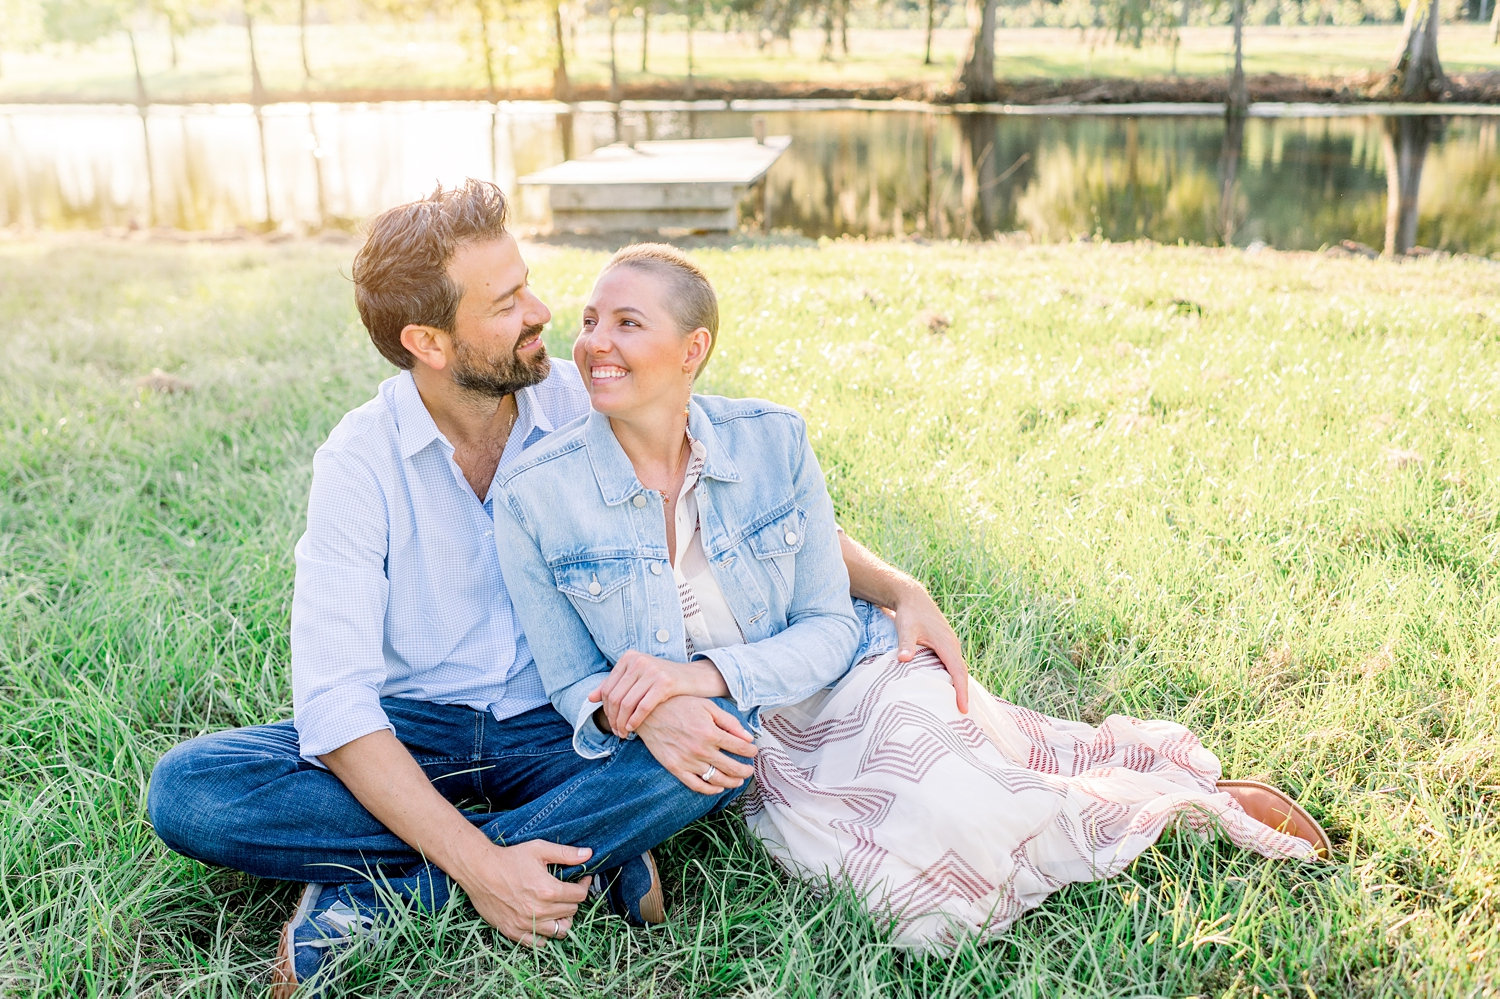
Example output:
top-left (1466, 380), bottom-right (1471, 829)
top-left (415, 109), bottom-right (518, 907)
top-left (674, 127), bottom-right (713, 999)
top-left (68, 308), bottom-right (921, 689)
top-left (656, 434), bottom-right (690, 504)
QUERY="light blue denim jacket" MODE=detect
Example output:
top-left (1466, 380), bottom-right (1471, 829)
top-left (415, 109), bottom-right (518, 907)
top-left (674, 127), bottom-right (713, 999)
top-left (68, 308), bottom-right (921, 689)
top-left (494, 395), bottom-right (873, 757)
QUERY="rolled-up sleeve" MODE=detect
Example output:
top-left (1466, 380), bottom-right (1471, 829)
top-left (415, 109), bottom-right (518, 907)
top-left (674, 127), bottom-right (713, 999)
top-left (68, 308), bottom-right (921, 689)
top-left (494, 489), bottom-right (620, 759)
top-left (290, 448), bottom-right (395, 764)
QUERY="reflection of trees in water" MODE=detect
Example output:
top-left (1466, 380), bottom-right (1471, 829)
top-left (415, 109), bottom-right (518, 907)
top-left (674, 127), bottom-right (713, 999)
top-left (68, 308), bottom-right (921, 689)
top-left (1383, 116), bottom-right (1439, 255)
top-left (1013, 118), bottom-right (1224, 244)
top-left (764, 112), bottom-right (946, 238)
top-left (5, 107), bottom-right (1500, 253)
top-left (1218, 112), bottom-right (1246, 244)
top-left (953, 113), bottom-right (1036, 240)
top-left (1380, 116), bottom-right (1500, 256)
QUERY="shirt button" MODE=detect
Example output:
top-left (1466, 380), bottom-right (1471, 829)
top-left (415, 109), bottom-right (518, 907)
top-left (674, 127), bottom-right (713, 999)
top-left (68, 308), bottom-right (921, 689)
top-left (632, 494), bottom-right (647, 508)
top-left (785, 531), bottom-right (798, 545)
top-left (650, 562), bottom-right (662, 575)
top-left (655, 628), bottom-right (670, 642)
top-left (588, 581), bottom-right (602, 595)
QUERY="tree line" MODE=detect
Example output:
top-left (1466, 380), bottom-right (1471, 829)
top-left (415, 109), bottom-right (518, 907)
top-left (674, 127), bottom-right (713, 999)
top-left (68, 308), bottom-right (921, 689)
top-left (5, 0), bottom-right (1494, 103)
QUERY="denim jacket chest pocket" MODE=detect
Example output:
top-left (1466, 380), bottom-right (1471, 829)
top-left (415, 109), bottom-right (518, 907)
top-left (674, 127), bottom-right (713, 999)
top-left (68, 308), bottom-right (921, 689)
top-left (743, 505), bottom-right (807, 604)
top-left (550, 557), bottom-right (636, 660)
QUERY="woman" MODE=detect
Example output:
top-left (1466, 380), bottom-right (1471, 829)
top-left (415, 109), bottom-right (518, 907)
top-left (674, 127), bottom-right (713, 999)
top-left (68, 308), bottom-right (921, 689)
top-left (494, 244), bottom-right (1329, 950)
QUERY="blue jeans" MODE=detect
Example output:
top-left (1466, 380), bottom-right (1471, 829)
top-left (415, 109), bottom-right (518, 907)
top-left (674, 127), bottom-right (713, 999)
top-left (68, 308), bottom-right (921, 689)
top-left (147, 698), bottom-right (747, 908)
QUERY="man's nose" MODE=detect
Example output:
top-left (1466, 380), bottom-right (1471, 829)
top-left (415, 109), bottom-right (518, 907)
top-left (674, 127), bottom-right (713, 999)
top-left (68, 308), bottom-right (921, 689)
top-left (525, 289), bottom-right (551, 326)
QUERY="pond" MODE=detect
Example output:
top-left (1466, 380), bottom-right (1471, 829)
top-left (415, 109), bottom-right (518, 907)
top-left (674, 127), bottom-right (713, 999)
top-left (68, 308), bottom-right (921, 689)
top-left (3, 101), bottom-right (1498, 255)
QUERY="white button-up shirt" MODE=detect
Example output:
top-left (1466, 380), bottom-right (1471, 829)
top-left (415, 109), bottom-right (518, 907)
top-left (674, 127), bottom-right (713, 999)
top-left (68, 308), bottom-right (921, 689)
top-left (290, 363), bottom-right (588, 763)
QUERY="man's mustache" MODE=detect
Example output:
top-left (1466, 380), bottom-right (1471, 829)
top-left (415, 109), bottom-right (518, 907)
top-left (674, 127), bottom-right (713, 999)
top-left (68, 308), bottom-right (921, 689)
top-left (518, 323), bottom-right (546, 350)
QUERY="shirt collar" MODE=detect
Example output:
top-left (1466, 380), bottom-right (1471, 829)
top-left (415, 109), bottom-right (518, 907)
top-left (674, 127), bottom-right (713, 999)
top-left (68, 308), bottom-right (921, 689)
top-left (393, 370), bottom-right (449, 460)
top-left (393, 370), bottom-right (556, 462)
top-left (581, 397), bottom-right (741, 506)
top-left (514, 378), bottom-right (556, 441)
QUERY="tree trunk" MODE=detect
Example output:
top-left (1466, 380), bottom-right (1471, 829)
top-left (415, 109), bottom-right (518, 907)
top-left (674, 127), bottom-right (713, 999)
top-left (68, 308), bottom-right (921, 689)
top-left (1385, 0), bottom-right (1446, 100)
top-left (1382, 116), bottom-right (1437, 254)
top-left (552, 0), bottom-right (570, 101)
top-left (242, 1), bottom-right (266, 104)
top-left (299, 0), bottom-right (313, 83)
top-left (128, 28), bottom-right (156, 226)
top-left (1228, 0), bottom-right (1247, 117)
top-left (924, 0), bottom-right (936, 65)
top-left (127, 27), bottom-right (149, 106)
top-left (821, 2), bottom-right (834, 60)
top-left (168, 27), bottom-right (179, 69)
top-left (957, 0), bottom-right (998, 102)
top-left (609, 7), bottom-right (620, 101)
top-left (641, 3), bottom-right (650, 74)
top-left (474, 0), bottom-right (497, 101)
top-left (1491, 0), bottom-right (1498, 43)
top-left (686, 1), bottom-right (696, 98)
top-left (837, 0), bottom-right (849, 57)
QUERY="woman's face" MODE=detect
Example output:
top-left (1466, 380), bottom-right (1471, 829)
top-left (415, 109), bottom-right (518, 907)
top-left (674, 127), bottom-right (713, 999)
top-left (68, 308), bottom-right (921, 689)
top-left (575, 265), bottom-right (704, 420)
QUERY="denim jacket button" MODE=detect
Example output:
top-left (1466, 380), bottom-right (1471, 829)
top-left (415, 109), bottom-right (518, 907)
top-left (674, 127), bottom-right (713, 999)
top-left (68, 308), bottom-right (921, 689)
top-left (655, 628), bottom-right (670, 643)
top-left (588, 581), bottom-right (602, 595)
top-left (632, 494), bottom-right (647, 508)
top-left (650, 562), bottom-right (663, 575)
top-left (784, 531), bottom-right (798, 545)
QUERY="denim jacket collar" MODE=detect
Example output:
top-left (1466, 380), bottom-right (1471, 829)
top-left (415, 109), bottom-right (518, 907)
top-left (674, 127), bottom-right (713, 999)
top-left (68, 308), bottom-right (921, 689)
top-left (582, 398), bottom-right (742, 506)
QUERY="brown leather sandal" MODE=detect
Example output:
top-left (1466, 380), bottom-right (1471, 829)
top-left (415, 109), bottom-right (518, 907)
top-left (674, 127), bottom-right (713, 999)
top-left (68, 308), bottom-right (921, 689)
top-left (1216, 779), bottom-right (1332, 859)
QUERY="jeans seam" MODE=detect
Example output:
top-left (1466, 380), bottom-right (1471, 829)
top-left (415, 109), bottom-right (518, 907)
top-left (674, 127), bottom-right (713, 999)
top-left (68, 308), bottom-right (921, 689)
top-left (510, 750), bottom-right (620, 842)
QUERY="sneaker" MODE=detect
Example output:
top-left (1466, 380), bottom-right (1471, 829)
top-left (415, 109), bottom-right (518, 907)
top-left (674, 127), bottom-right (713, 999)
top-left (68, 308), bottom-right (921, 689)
top-left (270, 883), bottom-right (379, 999)
top-left (601, 851), bottom-right (665, 926)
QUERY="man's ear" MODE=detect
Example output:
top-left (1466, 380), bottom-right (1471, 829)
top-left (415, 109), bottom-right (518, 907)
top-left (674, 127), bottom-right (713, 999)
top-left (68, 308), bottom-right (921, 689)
top-left (400, 324), bottom-right (451, 371)
top-left (683, 327), bottom-right (711, 377)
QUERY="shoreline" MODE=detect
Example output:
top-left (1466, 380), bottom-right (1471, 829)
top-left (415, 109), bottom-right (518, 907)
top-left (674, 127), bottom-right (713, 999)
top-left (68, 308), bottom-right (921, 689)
top-left (7, 70), bottom-right (1500, 108)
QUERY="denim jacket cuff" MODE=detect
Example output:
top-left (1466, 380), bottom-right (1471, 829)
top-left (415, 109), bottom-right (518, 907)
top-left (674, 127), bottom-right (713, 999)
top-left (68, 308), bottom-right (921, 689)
top-left (695, 647), bottom-right (756, 709)
top-left (570, 701), bottom-right (619, 758)
top-left (555, 671), bottom-right (618, 758)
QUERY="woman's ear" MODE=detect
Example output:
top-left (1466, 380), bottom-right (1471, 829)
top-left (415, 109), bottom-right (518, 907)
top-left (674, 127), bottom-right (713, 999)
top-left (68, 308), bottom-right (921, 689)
top-left (683, 327), bottom-right (711, 378)
top-left (400, 324), bottom-right (451, 372)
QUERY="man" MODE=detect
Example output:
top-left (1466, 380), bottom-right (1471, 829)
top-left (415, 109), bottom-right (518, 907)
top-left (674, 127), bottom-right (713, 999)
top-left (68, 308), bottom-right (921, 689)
top-left (146, 179), bottom-right (967, 995)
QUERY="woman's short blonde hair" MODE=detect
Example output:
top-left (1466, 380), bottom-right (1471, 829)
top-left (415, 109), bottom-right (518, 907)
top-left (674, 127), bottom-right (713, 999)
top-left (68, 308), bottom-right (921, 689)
top-left (602, 243), bottom-right (718, 380)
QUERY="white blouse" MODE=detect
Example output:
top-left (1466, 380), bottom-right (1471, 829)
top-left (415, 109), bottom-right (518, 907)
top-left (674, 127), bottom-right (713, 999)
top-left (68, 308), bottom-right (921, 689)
top-left (669, 434), bottom-right (746, 656)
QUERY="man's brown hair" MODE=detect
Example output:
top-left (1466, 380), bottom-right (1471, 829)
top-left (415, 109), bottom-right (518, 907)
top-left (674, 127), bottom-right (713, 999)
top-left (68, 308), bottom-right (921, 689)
top-left (352, 179), bottom-right (510, 369)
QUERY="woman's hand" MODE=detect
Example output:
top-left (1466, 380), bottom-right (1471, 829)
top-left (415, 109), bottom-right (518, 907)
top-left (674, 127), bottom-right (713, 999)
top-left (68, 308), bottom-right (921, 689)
top-left (634, 695), bottom-right (757, 795)
top-left (590, 651), bottom-right (730, 736)
top-left (888, 583), bottom-right (970, 714)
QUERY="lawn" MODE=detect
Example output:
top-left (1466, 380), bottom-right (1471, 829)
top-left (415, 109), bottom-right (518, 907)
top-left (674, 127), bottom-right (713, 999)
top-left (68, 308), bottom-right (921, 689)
top-left (2, 22), bottom-right (1498, 104)
top-left (0, 233), bottom-right (1496, 997)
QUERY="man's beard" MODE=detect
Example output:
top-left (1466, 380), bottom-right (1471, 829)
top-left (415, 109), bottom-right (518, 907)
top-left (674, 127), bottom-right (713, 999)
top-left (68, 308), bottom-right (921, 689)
top-left (450, 322), bottom-right (551, 397)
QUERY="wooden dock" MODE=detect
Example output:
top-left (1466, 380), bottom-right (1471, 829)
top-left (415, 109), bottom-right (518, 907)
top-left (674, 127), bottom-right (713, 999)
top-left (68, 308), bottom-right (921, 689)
top-left (518, 135), bottom-right (791, 234)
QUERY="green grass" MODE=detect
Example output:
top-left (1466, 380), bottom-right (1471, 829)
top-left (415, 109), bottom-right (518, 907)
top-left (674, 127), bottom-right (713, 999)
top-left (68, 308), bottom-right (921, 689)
top-left (1, 233), bottom-right (1497, 997)
top-left (2, 22), bottom-right (1497, 104)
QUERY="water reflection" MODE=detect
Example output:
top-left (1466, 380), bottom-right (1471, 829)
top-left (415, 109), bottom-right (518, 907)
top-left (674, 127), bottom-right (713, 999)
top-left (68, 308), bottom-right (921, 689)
top-left (2, 103), bottom-right (1498, 255)
top-left (1383, 116), bottom-right (1440, 255)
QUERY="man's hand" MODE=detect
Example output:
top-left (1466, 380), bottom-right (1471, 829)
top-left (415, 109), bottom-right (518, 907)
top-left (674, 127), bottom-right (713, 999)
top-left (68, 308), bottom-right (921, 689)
top-left (590, 651), bottom-right (730, 736)
top-left (634, 695), bottom-right (756, 794)
top-left (889, 583), bottom-right (970, 713)
top-left (838, 530), bottom-right (971, 714)
top-left (322, 730), bottom-right (592, 948)
top-left (451, 840), bottom-right (592, 947)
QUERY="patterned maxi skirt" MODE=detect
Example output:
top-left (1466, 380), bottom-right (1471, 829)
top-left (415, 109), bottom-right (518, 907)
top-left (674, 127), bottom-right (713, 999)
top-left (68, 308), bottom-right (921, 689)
top-left (741, 649), bottom-right (1316, 950)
